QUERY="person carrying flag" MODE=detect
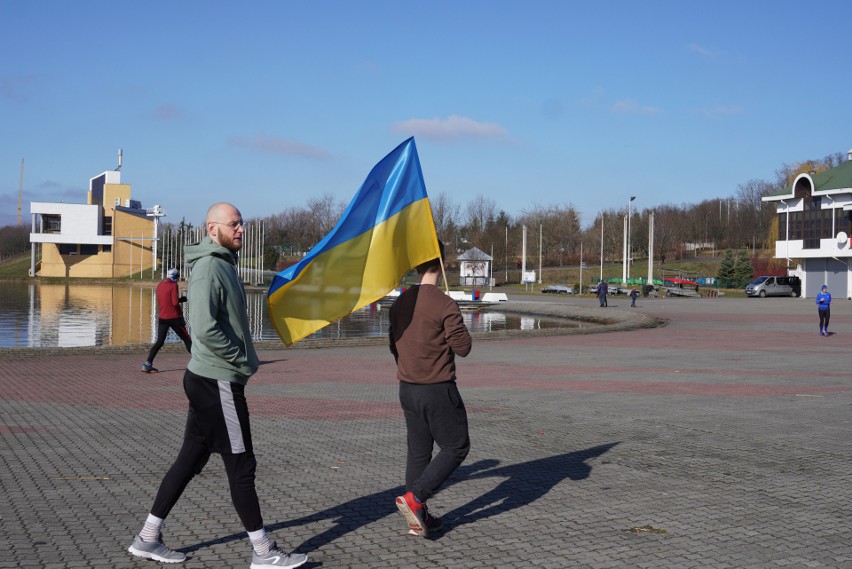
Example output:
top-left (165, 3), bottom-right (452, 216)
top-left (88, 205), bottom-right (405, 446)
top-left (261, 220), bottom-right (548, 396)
top-left (389, 240), bottom-right (472, 537)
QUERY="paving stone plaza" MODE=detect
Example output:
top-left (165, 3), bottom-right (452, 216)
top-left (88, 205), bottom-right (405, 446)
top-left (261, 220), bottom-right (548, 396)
top-left (2, 295), bottom-right (851, 568)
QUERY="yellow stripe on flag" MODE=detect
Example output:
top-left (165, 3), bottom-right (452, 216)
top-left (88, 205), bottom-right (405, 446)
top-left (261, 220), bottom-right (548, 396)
top-left (268, 197), bottom-right (438, 346)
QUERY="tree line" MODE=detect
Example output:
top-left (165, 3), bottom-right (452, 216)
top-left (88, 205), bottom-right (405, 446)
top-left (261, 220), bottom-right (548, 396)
top-left (0, 225), bottom-right (29, 261)
top-left (256, 151), bottom-right (847, 273)
top-left (3, 151), bottom-right (846, 273)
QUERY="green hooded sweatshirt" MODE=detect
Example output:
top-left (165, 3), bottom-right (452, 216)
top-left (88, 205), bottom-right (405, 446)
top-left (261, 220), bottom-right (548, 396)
top-left (185, 236), bottom-right (259, 384)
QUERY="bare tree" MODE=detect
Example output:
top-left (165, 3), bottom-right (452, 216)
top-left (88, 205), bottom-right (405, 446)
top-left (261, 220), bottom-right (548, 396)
top-left (0, 224), bottom-right (30, 261)
top-left (430, 192), bottom-right (461, 242)
top-left (307, 193), bottom-right (345, 237)
top-left (516, 203), bottom-right (580, 265)
top-left (465, 194), bottom-right (498, 245)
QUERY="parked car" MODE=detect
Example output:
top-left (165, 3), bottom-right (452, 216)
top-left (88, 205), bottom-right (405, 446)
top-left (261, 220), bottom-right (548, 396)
top-left (745, 276), bottom-right (801, 297)
top-left (541, 284), bottom-right (574, 294)
top-left (588, 283), bottom-right (622, 295)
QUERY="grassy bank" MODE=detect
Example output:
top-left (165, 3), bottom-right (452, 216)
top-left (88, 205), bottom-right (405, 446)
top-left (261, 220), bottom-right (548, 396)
top-left (0, 253), bottom-right (31, 279)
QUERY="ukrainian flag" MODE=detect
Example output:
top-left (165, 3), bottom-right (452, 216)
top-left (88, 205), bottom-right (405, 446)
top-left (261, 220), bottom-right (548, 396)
top-left (267, 138), bottom-right (440, 346)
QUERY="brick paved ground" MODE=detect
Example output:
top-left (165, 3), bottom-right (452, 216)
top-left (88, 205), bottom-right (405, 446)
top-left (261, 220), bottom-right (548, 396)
top-left (2, 295), bottom-right (852, 568)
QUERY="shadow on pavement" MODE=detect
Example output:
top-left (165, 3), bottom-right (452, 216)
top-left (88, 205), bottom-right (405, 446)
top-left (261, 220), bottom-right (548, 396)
top-left (182, 442), bottom-right (618, 555)
top-left (437, 442), bottom-right (619, 536)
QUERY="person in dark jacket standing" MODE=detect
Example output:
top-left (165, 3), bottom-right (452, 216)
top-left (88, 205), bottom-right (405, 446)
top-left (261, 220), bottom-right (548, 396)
top-left (389, 241), bottom-right (472, 538)
top-left (816, 284), bottom-right (832, 336)
top-left (142, 268), bottom-right (191, 373)
top-left (128, 202), bottom-right (307, 569)
top-left (598, 280), bottom-right (608, 307)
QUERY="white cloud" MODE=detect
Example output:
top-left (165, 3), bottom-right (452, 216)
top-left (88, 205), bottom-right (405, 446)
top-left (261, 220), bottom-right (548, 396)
top-left (228, 133), bottom-right (331, 159)
top-left (612, 99), bottom-right (661, 115)
top-left (688, 42), bottom-right (722, 59)
top-left (701, 104), bottom-right (744, 119)
top-left (391, 115), bottom-right (509, 142)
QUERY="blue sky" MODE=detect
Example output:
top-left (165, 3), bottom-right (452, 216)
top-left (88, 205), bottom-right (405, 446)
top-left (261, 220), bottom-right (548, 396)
top-left (2, 1), bottom-right (851, 229)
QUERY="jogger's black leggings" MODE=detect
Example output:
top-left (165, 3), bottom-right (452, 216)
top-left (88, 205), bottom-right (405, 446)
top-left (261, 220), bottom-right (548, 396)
top-left (819, 309), bottom-right (831, 330)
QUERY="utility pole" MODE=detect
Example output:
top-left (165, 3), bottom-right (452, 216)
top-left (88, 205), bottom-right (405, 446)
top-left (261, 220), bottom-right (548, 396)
top-left (538, 224), bottom-right (542, 284)
top-left (647, 212), bottom-right (655, 288)
top-left (600, 214), bottom-right (604, 282)
top-left (522, 225), bottom-right (528, 290)
top-left (626, 196), bottom-right (636, 281)
top-left (504, 225), bottom-right (508, 283)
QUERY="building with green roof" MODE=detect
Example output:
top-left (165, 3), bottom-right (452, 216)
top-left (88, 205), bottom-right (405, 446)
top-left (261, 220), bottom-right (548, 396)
top-left (763, 150), bottom-right (852, 298)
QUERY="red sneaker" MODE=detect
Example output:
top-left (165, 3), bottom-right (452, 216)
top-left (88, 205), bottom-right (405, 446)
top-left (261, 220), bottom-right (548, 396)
top-left (410, 503), bottom-right (442, 536)
top-left (395, 492), bottom-right (427, 537)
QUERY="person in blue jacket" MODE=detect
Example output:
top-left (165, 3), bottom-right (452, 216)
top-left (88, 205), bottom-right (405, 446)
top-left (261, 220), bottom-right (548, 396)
top-left (816, 285), bottom-right (832, 336)
top-left (597, 280), bottom-right (608, 307)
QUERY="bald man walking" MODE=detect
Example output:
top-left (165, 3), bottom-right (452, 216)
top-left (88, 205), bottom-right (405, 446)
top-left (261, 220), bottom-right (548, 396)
top-left (128, 203), bottom-right (307, 569)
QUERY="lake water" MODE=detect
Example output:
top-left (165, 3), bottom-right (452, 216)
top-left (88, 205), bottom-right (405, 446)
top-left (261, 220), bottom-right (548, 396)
top-left (0, 282), bottom-right (571, 348)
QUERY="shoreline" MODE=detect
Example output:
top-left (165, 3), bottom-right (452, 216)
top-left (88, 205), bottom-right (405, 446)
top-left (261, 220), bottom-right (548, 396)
top-left (0, 300), bottom-right (665, 359)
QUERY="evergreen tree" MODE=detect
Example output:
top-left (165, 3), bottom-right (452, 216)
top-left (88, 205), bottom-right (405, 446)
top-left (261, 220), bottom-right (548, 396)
top-left (717, 249), bottom-right (736, 288)
top-left (263, 247), bottom-right (281, 271)
top-left (732, 248), bottom-right (755, 287)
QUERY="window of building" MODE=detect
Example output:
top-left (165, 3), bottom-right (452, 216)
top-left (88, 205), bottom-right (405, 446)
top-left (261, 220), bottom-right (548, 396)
top-left (102, 245), bottom-right (112, 253)
top-left (43, 215), bottom-right (61, 234)
top-left (80, 244), bottom-right (99, 255)
top-left (103, 217), bottom-right (112, 236)
top-left (778, 197), bottom-right (851, 248)
top-left (90, 174), bottom-right (105, 206)
top-left (59, 244), bottom-right (77, 255)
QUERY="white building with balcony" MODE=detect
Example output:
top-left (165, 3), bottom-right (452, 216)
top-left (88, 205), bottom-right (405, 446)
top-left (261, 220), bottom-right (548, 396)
top-left (29, 166), bottom-right (162, 278)
top-left (763, 150), bottom-right (852, 298)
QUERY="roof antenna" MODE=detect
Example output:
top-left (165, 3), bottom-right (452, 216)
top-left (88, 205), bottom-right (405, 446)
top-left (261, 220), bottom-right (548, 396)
top-left (116, 148), bottom-right (123, 171)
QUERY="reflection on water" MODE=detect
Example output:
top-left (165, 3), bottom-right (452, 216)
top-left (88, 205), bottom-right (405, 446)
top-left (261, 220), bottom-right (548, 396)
top-left (0, 282), bottom-right (573, 348)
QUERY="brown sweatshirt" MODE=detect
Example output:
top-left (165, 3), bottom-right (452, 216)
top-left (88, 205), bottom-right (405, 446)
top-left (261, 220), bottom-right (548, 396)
top-left (388, 284), bottom-right (472, 384)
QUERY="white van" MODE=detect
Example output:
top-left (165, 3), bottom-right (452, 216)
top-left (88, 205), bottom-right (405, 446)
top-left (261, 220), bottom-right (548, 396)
top-left (745, 276), bottom-right (801, 297)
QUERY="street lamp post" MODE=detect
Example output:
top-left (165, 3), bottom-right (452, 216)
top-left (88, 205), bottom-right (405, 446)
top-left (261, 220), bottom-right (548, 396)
top-left (505, 225), bottom-right (508, 283)
top-left (627, 196), bottom-right (636, 281)
top-left (600, 214), bottom-right (604, 283)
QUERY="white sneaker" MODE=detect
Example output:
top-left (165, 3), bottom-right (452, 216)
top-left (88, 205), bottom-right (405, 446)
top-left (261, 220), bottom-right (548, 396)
top-left (250, 541), bottom-right (308, 569)
top-left (128, 533), bottom-right (186, 563)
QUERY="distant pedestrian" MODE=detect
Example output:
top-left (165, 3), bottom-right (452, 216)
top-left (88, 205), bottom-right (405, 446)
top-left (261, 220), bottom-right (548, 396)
top-left (630, 287), bottom-right (638, 307)
top-left (142, 268), bottom-right (191, 373)
top-left (598, 280), bottom-right (608, 307)
top-left (817, 284), bottom-right (832, 336)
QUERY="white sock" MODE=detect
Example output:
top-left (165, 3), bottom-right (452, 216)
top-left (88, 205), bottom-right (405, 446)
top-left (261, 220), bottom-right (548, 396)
top-left (139, 513), bottom-right (164, 542)
top-left (248, 528), bottom-right (273, 555)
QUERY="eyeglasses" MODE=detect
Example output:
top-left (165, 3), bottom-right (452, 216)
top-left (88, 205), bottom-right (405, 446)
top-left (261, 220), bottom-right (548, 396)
top-left (211, 220), bottom-right (246, 230)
